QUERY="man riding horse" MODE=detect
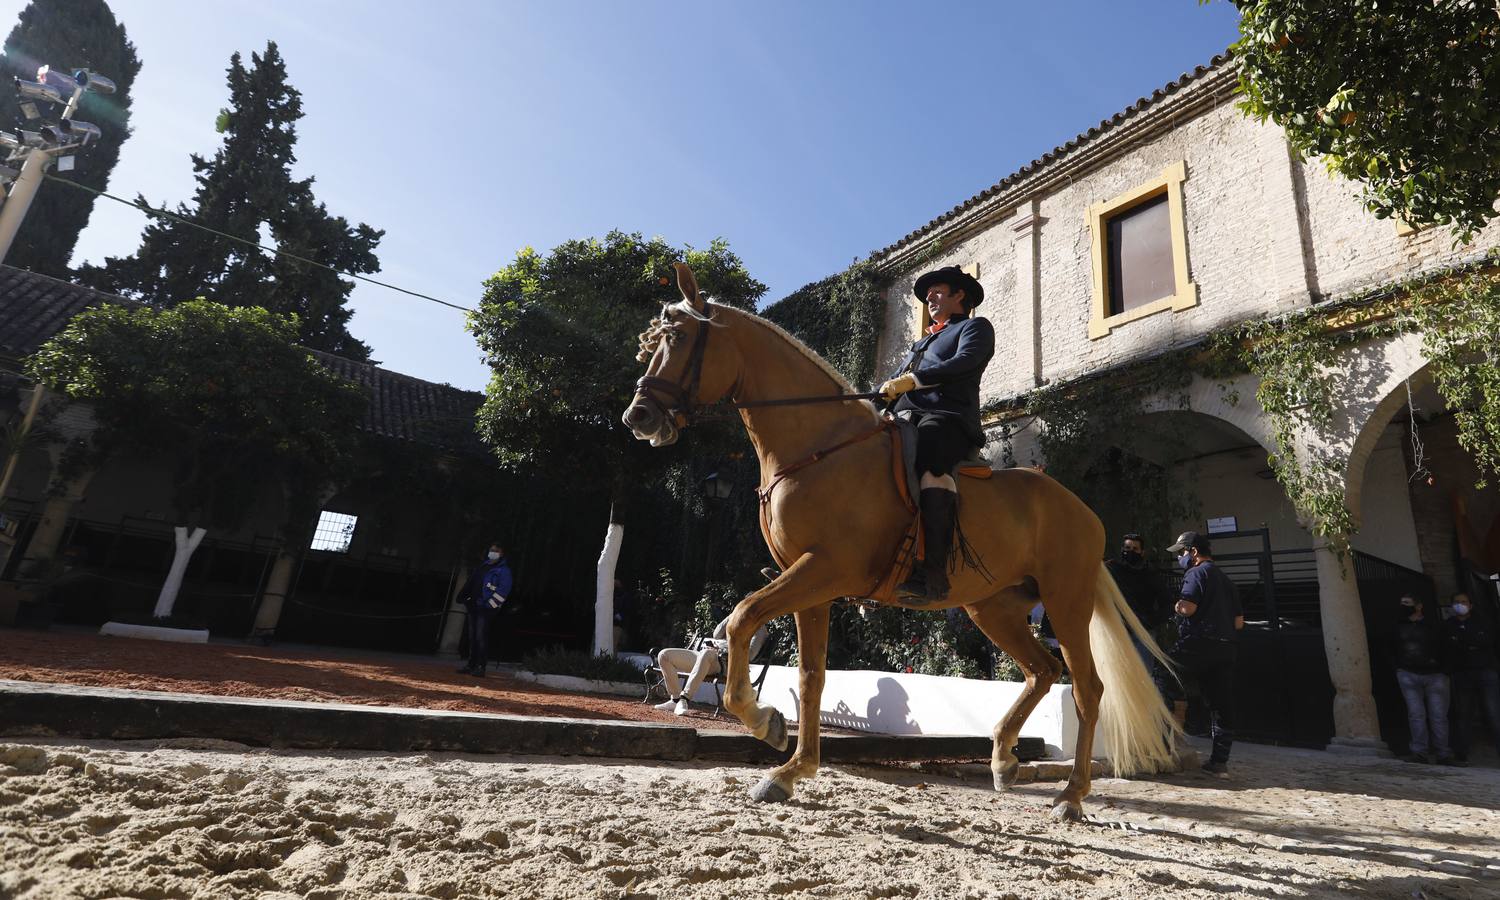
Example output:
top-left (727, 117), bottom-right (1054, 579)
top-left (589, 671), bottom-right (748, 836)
top-left (878, 265), bottom-right (995, 603)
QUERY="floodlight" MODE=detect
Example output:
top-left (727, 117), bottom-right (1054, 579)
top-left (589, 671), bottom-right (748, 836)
top-left (63, 120), bottom-right (101, 145)
top-left (35, 65), bottom-right (80, 96)
top-left (38, 124), bottom-right (70, 146)
top-left (14, 78), bottom-right (64, 105)
top-left (72, 69), bottom-right (116, 95)
top-left (17, 130), bottom-right (45, 148)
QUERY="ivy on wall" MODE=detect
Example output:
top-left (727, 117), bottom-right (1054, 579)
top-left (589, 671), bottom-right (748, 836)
top-left (761, 260), bottom-right (886, 389)
top-left (988, 354), bottom-right (1202, 561)
top-left (1014, 253), bottom-right (1500, 559)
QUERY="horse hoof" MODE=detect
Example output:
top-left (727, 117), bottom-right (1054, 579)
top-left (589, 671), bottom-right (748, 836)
top-left (1049, 801), bottom-right (1083, 823)
top-left (760, 710), bottom-right (789, 752)
top-left (750, 777), bottom-right (791, 803)
top-left (994, 764), bottom-right (1019, 792)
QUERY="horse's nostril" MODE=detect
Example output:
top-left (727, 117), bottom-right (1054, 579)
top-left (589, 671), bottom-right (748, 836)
top-left (624, 403), bottom-right (656, 428)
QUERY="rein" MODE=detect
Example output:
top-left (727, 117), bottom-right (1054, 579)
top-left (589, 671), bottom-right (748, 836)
top-left (634, 301), bottom-right (884, 424)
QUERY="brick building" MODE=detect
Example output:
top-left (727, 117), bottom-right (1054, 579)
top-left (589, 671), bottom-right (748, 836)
top-left (861, 56), bottom-right (1500, 753)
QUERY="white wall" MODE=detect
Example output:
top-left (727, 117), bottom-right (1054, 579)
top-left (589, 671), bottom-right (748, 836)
top-left (1349, 423), bottom-right (1423, 571)
top-left (753, 665), bottom-right (1086, 760)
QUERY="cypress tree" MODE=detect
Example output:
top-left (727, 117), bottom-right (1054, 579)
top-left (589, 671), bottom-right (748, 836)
top-left (81, 42), bottom-right (381, 360)
top-left (0, 0), bottom-right (140, 277)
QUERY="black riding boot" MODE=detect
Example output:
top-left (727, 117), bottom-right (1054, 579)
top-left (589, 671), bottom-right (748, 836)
top-left (897, 488), bottom-right (956, 603)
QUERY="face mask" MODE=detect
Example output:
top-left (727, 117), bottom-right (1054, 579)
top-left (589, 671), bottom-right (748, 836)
top-left (1121, 550), bottom-right (1143, 565)
top-left (1177, 553), bottom-right (1192, 571)
top-left (1453, 603), bottom-right (1471, 616)
top-left (487, 551), bottom-right (501, 562)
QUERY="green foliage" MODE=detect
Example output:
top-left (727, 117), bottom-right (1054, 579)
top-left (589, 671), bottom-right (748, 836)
top-left (77, 42), bottom-right (381, 360)
top-left (761, 260), bottom-right (886, 389)
top-left (1212, 312), bottom-right (1359, 553)
top-left (826, 606), bottom-right (989, 678)
top-left (521, 645), bottom-right (647, 683)
top-left (1400, 266), bottom-right (1500, 489)
top-left (1013, 357), bottom-right (1200, 559)
top-left (26, 300), bottom-right (366, 531)
top-left (1223, 0), bottom-right (1500, 240)
top-left (1192, 253), bottom-right (1500, 554)
top-left (0, 0), bottom-right (141, 276)
top-left (468, 231), bottom-right (765, 488)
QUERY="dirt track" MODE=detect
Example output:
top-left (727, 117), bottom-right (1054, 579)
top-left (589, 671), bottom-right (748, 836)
top-left (0, 629), bottom-right (750, 729)
top-left (2, 736), bottom-right (1497, 899)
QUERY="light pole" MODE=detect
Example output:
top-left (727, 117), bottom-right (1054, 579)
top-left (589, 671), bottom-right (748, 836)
top-left (0, 65), bottom-right (114, 264)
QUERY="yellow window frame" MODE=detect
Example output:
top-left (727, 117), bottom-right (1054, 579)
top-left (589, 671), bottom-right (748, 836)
top-left (1087, 160), bottom-right (1198, 339)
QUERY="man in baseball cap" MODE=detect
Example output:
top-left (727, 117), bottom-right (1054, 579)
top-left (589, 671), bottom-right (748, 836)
top-left (1162, 529), bottom-right (1243, 776)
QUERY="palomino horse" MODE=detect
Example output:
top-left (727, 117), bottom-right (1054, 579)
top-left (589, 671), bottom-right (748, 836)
top-left (623, 264), bottom-right (1179, 820)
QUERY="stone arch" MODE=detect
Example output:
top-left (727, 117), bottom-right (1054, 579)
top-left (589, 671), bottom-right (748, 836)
top-left (1337, 332), bottom-right (1431, 530)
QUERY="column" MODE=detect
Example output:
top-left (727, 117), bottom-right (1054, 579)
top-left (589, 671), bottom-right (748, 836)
top-left (1313, 538), bottom-right (1388, 754)
top-left (1010, 199), bottom-right (1046, 386)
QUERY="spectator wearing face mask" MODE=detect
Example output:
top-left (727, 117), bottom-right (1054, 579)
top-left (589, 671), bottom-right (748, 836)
top-left (1104, 532), bottom-right (1171, 669)
top-left (1444, 592), bottom-right (1500, 765)
top-left (1160, 531), bottom-right (1243, 777)
top-left (1393, 595), bottom-right (1455, 765)
top-left (455, 542), bottom-right (513, 677)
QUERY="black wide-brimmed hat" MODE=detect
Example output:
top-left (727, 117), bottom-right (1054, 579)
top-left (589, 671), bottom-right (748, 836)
top-left (913, 266), bottom-right (984, 309)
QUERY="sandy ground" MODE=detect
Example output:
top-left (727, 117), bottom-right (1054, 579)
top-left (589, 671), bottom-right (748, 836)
top-left (0, 630), bottom-right (753, 731)
top-left (2, 736), bottom-right (1497, 900)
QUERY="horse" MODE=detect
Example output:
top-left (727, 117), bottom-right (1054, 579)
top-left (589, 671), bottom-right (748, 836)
top-left (622, 263), bottom-right (1180, 821)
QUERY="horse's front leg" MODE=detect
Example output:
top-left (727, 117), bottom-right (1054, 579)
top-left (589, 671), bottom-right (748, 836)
top-left (723, 550), bottom-right (840, 751)
top-left (751, 603), bottom-right (830, 803)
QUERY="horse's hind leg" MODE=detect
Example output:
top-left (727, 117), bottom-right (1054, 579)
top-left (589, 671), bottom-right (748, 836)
top-left (965, 589), bottom-right (1064, 792)
top-left (750, 603), bottom-right (830, 803)
top-left (1045, 584), bottom-right (1104, 822)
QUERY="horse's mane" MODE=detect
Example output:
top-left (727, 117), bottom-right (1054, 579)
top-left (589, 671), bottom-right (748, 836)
top-left (704, 302), bottom-right (880, 421)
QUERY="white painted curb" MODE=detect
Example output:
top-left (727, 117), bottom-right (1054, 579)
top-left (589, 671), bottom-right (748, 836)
top-left (98, 621), bottom-right (210, 644)
top-left (511, 671), bottom-right (643, 698)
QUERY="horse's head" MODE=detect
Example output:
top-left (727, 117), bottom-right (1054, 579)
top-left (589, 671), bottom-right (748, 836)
top-left (622, 263), bottom-right (741, 447)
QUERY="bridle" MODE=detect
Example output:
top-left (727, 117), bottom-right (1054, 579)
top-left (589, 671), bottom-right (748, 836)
top-left (633, 305), bottom-right (716, 428)
top-left (632, 302), bottom-right (884, 431)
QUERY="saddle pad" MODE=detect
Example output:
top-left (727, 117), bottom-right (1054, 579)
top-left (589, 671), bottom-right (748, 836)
top-left (892, 413), bottom-right (994, 497)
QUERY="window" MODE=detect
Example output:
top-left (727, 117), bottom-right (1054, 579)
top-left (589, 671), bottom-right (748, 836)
top-left (1088, 161), bottom-right (1198, 338)
top-left (309, 510), bottom-right (358, 553)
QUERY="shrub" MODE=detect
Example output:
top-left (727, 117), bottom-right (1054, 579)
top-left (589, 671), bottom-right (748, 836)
top-left (521, 645), bottom-right (646, 684)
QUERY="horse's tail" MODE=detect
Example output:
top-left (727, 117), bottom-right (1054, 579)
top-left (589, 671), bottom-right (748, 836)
top-left (1090, 563), bottom-right (1181, 776)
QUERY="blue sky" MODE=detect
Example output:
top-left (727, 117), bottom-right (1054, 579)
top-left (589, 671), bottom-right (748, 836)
top-left (16, 1), bottom-right (1241, 391)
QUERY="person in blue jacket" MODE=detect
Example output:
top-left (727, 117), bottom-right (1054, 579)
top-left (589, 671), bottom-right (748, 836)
top-left (456, 542), bottom-right (513, 677)
top-left (879, 265), bottom-right (995, 603)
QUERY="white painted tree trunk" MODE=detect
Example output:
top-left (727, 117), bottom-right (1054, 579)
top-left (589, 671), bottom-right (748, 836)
top-left (249, 550), bottom-right (298, 638)
top-left (593, 516), bottom-right (624, 657)
top-left (153, 525), bottom-right (207, 619)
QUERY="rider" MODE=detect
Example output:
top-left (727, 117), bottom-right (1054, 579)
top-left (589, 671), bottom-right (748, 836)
top-left (878, 265), bottom-right (994, 602)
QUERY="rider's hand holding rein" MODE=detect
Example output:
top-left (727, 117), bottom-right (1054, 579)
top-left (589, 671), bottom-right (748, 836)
top-left (880, 373), bottom-right (919, 400)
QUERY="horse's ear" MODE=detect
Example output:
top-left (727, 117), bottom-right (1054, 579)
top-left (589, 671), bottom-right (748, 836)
top-left (673, 263), bottom-right (704, 311)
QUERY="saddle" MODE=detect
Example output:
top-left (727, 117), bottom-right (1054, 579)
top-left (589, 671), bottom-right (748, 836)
top-left (755, 414), bottom-right (993, 605)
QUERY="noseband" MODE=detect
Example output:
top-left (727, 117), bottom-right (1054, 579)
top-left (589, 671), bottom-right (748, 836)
top-left (634, 309), bottom-right (713, 427)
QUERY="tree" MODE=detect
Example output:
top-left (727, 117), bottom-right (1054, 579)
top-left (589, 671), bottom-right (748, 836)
top-left (1221, 0), bottom-right (1500, 239)
top-left (26, 300), bottom-right (366, 621)
top-left (468, 231), bottom-right (766, 654)
top-left (77, 41), bottom-right (381, 360)
top-left (0, 0), bottom-right (140, 276)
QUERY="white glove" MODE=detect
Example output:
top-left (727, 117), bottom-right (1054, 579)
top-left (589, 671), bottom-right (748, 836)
top-left (879, 373), bottom-right (918, 400)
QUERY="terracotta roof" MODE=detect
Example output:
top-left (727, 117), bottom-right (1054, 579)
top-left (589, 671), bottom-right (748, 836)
top-left (0, 265), bottom-right (134, 362)
top-left (309, 349), bottom-right (484, 451)
top-left (873, 53), bottom-right (1235, 263)
top-left (0, 265), bottom-right (484, 452)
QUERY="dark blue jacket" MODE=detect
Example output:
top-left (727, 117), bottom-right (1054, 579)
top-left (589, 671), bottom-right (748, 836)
top-left (459, 558), bottom-right (513, 611)
top-left (891, 314), bottom-right (995, 446)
